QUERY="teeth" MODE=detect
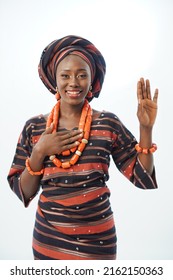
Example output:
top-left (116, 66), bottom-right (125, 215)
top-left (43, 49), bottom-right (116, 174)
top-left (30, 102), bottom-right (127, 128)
top-left (67, 91), bottom-right (80, 95)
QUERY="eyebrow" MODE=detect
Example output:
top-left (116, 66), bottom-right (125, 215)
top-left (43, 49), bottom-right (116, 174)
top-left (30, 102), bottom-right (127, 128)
top-left (60, 69), bottom-right (88, 72)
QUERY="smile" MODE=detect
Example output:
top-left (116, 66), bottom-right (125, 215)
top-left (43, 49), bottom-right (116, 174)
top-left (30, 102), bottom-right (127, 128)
top-left (66, 90), bottom-right (82, 96)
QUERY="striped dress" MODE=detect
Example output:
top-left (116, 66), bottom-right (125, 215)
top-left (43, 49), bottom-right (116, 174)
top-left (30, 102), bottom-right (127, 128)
top-left (7, 111), bottom-right (157, 260)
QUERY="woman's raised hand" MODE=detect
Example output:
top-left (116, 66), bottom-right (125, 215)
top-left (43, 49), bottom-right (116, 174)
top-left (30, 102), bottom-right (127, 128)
top-left (137, 77), bottom-right (158, 128)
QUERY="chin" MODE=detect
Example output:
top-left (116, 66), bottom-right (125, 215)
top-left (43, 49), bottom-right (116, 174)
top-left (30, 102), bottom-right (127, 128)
top-left (62, 96), bottom-right (86, 105)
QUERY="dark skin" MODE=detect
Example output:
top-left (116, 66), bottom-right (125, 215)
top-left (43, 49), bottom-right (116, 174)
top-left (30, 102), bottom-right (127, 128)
top-left (137, 78), bottom-right (158, 173)
top-left (20, 55), bottom-right (98, 203)
top-left (20, 55), bottom-right (158, 204)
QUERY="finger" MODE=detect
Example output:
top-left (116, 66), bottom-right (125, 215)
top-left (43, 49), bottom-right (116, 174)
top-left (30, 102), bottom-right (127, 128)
top-left (140, 77), bottom-right (147, 99)
top-left (137, 81), bottom-right (142, 104)
top-left (42, 123), bottom-right (54, 135)
top-left (153, 88), bottom-right (159, 104)
top-left (57, 129), bottom-right (83, 140)
top-left (146, 79), bottom-right (151, 99)
top-left (62, 132), bottom-right (83, 146)
top-left (61, 141), bottom-right (80, 152)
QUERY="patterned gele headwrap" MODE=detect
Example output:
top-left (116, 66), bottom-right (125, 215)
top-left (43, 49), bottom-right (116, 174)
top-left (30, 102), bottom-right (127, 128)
top-left (38, 35), bottom-right (106, 101)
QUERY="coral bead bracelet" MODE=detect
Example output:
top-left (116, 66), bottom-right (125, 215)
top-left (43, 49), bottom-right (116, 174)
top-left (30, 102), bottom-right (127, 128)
top-left (25, 158), bottom-right (44, 176)
top-left (135, 143), bottom-right (157, 154)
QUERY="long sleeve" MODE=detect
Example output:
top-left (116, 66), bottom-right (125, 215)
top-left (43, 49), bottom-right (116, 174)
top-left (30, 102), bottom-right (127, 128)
top-left (111, 115), bottom-right (157, 189)
top-left (7, 116), bottom-right (44, 206)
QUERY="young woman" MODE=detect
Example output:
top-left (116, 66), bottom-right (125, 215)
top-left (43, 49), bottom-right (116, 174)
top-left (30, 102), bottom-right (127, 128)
top-left (7, 35), bottom-right (158, 260)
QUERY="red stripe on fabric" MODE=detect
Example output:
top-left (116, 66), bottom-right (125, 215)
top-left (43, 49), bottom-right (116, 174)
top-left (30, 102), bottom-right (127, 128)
top-left (8, 168), bottom-right (23, 177)
top-left (37, 205), bottom-right (44, 217)
top-left (90, 129), bottom-right (116, 138)
top-left (122, 158), bottom-right (136, 179)
top-left (32, 135), bottom-right (41, 144)
top-left (32, 242), bottom-right (89, 260)
top-left (52, 217), bottom-right (114, 235)
top-left (32, 129), bottom-right (116, 148)
top-left (40, 187), bottom-right (110, 206)
top-left (43, 162), bottom-right (108, 175)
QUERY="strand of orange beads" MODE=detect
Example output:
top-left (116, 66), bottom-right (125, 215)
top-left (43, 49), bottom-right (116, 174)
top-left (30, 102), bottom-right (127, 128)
top-left (47, 99), bottom-right (92, 169)
top-left (46, 99), bottom-right (90, 155)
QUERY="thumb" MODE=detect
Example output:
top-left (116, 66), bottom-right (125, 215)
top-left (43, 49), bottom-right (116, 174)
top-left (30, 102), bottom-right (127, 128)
top-left (43, 123), bottom-right (54, 135)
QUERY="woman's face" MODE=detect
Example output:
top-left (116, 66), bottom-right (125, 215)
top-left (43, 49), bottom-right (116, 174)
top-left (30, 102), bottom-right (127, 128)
top-left (56, 54), bottom-right (92, 105)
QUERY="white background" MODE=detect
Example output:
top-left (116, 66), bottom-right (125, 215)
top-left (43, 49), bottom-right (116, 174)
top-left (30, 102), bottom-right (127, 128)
top-left (0, 0), bottom-right (173, 260)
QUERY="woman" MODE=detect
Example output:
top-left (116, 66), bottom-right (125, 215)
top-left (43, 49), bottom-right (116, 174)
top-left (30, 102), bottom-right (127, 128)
top-left (7, 35), bottom-right (158, 260)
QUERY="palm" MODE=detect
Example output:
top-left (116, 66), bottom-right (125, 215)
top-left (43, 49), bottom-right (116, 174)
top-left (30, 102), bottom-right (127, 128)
top-left (137, 78), bottom-right (158, 128)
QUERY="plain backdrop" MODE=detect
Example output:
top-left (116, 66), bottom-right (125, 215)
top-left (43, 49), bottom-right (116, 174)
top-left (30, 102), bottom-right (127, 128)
top-left (0, 0), bottom-right (173, 260)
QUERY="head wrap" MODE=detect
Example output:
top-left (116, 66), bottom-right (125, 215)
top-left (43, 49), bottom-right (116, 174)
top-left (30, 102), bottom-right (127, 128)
top-left (38, 35), bottom-right (106, 101)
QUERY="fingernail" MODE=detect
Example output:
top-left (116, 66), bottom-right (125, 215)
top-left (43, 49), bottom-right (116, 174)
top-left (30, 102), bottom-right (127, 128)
top-left (75, 141), bottom-right (80, 145)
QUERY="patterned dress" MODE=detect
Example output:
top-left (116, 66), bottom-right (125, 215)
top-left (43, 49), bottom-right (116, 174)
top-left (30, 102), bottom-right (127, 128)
top-left (7, 111), bottom-right (157, 260)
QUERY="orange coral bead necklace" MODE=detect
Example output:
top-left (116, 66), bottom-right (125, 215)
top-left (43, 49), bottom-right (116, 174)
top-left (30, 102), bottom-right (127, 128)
top-left (46, 99), bottom-right (92, 169)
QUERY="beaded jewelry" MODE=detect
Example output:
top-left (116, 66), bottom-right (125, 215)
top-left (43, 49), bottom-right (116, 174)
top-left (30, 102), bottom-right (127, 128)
top-left (135, 143), bottom-right (157, 154)
top-left (86, 91), bottom-right (93, 98)
top-left (55, 87), bottom-right (61, 100)
top-left (87, 85), bottom-right (93, 98)
top-left (25, 158), bottom-right (44, 176)
top-left (47, 99), bottom-right (92, 168)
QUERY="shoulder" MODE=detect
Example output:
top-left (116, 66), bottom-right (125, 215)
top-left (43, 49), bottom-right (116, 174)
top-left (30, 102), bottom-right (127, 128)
top-left (93, 109), bottom-right (121, 123)
top-left (23, 114), bottom-right (46, 134)
top-left (92, 109), bottom-right (125, 134)
top-left (94, 110), bottom-right (135, 141)
top-left (25, 114), bottom-right (46, 125)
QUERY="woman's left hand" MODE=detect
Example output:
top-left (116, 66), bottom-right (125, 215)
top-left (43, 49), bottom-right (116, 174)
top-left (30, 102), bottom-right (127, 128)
top-left (137, 77), bottom-right (158, 128)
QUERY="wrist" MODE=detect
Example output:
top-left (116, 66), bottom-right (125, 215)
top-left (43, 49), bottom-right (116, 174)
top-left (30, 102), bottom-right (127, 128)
top-left (28, 145), bottom-right (46, 173)
top-left (135, 143), bottom-right (157, 154)
top-left (139, 125), bottom-right (153, 133)
top-left (25, 158), bottom-right (44, 176)
top-left (139, 125), bottom-right (153, 147)
top-left (33, 144), bottom-right (46, 161)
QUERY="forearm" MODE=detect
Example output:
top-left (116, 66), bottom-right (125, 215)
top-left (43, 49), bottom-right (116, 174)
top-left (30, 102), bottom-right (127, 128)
top-left (20, 146), bottom-right (45, 203)
top-left (138, 126), bottom-right (154, 174)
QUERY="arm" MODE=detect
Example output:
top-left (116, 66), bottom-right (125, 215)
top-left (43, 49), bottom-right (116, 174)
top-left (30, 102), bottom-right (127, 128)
top-left (8, 120), bottom-right (83, 206)
top-left (20, 146), bottom-right (46, 204)
top-left (137, 78), bottom-right (158, 174)
top-left (20, 124), bottom-right (83, 204)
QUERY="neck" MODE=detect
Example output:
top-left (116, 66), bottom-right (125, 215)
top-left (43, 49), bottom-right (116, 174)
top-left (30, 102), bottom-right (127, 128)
top-left (60, 100), bottom-right (85, 118)
top-left (47, 99), bottom-right (92, 168)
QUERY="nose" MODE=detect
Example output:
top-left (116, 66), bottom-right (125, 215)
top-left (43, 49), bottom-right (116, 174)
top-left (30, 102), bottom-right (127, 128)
top-left (69, 75), bottom-right (79, 87)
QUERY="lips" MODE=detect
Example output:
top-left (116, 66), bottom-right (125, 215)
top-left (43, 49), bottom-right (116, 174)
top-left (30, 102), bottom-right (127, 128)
top-left (66, 90), bottom-right (82, 97)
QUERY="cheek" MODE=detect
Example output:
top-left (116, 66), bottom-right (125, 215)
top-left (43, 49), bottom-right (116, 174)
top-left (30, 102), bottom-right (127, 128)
top-left (56, 79), bottom-right (65, 90)
top-left (80, 82), bottom-right (91, 93)
top-left (56, 72), bottom-right (64, 87)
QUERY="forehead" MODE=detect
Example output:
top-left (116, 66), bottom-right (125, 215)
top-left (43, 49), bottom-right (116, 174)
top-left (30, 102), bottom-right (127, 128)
top-left (57, 54), bottom-right (91, 71)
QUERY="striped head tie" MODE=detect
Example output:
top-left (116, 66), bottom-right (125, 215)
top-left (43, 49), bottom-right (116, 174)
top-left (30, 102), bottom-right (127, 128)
top-left (38, 35), bottom-right (106, 101)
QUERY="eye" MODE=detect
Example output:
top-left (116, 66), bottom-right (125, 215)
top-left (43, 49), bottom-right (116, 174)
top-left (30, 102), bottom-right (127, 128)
top-left (61, 74), bottom-right (69, 79)
top-left (77, 73), bottom-right (87, 79)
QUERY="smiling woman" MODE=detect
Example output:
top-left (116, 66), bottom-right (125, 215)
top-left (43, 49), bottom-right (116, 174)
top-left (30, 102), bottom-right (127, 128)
top-left (7, 35), bottom-right (158, 260)
top-left (55, 55), bottom-right (92, 106)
